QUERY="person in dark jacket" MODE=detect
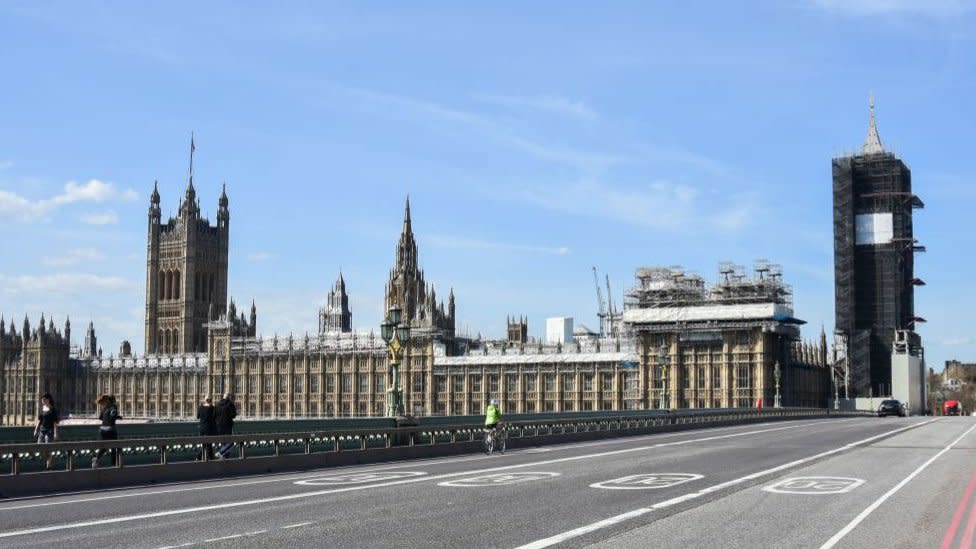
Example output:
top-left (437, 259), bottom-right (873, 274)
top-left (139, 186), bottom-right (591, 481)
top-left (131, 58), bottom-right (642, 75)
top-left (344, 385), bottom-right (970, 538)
top-left (92, 394), bottom-right (121, 468)
top-left (33, 393), bottom-right (60, 470)
top-left (196, 397), bottom-right (216, 460)
top-left (214, 393), bottom-right (237, 458)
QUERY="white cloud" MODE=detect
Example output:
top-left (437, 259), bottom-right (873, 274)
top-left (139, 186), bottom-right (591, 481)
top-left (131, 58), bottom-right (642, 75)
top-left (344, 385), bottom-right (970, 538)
top-left (0, 179), bottom-right (140, 223)
top-left (247, 252), bottom-right (273, 261)
top-left (0, 273), bottom-right (134, 295)
top-left (0, 160), bottom-right (13, 171)
top-left (344, 86), bottom-right (624, 172)
top-left (941, 337), bottom-right (974, 346)
top-left (515, 180), bottom-right (758, 232)
top-left (80, 211), bottom-right (119, 225)
top-left (42, 248), bottom-right (106, 267)
top-left (811, 0), bottom-right (976, 16)
top-left (423, 234), bottom-right (571, 256)
top-left (474, 94), bottom-right (599, 121)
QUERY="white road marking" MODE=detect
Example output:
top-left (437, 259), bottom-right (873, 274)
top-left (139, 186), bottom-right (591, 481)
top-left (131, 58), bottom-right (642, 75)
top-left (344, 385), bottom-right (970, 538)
top-left (0, 417), bottom-right (855, 512)
top-left (763, 477), bottom-right (865, 495)
top-left (818, 422), bottom-right (976, 549)
top-left (515, 419), bottom-right (937, 549)
top-left (591, 473), bottom-right (704, 490)
top-left (281, 522), bottom-right (315, 529)
top-left (295, 471), bottom-right (427, 486)
top-left (439, 472), bottom-right (560, 487)
top-left (0, 421), bottom-right (823, 538)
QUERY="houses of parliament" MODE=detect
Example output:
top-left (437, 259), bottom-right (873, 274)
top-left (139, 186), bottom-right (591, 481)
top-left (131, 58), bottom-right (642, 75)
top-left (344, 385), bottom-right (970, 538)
top-left (0, 164), bottom-right (831, 425)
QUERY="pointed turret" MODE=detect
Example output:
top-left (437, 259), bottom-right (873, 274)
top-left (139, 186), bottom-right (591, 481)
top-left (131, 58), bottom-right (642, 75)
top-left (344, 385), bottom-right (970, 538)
top-left (39, 313), bottom-right (46, 337)
top-left (151, 180), bottom-right (160, 205)
top-left (403, 195), bottom-right (412, 234)
top-left (862, 95), bottom-right (884, 155)
top-left (22, 315), bottom-right (29, 342)
top-left (218, 182), bottom-right (230, 228)
top-left (84, 320), bottom-right (97, 358)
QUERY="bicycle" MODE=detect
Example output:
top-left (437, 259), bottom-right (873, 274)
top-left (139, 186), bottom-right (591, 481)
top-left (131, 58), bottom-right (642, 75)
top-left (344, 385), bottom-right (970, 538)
top-left (483, 423), bottom-right (506, 455)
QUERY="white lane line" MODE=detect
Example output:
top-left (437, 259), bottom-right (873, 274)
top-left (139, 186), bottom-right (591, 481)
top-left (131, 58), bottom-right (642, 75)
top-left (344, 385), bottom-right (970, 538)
top-left (203, 534), bottom-right (245, 543)
top-left (0, 417), bottom-right (857, 511)
top-left (515, 419), bottom-right (937, 549)
top-left (0, 421), bottom-right (819, 538)
top-left (281, 522), bottom-right (315, 529)
top-left (818, 422), bottom-right (976, 549)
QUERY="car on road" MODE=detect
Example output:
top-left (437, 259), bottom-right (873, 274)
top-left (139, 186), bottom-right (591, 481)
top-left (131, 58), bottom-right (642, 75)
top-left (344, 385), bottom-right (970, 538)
top-left (878, 399), bottom-right (905, 417)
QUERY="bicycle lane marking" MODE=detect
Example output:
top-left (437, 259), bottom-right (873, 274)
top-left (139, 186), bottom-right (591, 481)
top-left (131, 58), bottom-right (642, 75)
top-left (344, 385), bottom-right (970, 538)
top-left (515, 419), bottom-right (938, 549)
top-left (0, 420), bottom-right (829, 538)
top-left (819, 422), bottom-right (976, 549)
top-left (936, 456), bottom-right (976, 548)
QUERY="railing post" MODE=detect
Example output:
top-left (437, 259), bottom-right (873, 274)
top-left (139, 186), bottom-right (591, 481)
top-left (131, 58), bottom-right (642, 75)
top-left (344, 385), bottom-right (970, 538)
top-left (11, 453), bottom-right (18, 475)
top-left (274, 440), bottom-right (280, 457)
top-left (161, 445), bottom-right (168, 465)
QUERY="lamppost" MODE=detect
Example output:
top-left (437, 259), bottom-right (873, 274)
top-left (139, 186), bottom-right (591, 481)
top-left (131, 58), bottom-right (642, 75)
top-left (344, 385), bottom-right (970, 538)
top-left (380, 305), bottom-right (410, 417)
top-left (773, 361), bottom-right (782, 408)
top-left (833, 370), bottom-right (840, 410)
top-left (658, 343), bottom-right (670, 410)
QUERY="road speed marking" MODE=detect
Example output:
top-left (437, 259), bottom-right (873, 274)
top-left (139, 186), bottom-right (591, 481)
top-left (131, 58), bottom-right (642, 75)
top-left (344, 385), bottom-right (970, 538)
top-left (295, 472), bottom-right (426, 486)
top-left (591, 473), bottom-right (704, 490)
top-left (763, 477), bottom-right (865, 495)
top-left (439, 472), bottom-right (560, 487)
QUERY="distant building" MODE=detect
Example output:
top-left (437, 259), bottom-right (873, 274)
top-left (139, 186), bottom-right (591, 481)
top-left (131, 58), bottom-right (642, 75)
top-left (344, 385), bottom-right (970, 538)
top-left (621, 264), bottom-right (829, 408)
top-left (832, 98), bottom-right (925, 397)
top-left (506, 316), bottom-right (528, 346)
top-left (546, 317), bottom-right (574, 345)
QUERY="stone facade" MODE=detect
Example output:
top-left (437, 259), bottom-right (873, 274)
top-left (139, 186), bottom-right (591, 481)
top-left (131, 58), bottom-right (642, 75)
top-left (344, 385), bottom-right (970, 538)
top-left (0, 182), bottom-right (830, 425)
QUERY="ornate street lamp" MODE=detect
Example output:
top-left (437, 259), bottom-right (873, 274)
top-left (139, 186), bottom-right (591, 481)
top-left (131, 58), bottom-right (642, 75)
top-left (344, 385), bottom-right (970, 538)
top-left (773, 361), bottom-right (782, 409)
top-left (381, 305), bottom-right (409, 417)
top-left (658, 343), bottom-right (670, 410)
top-left (833, 370), bottom-right (840, 410)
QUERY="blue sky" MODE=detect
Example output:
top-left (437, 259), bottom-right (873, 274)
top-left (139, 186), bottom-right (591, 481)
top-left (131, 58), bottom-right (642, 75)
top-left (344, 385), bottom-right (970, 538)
top-left (1, 1), bottom-right (974, 370)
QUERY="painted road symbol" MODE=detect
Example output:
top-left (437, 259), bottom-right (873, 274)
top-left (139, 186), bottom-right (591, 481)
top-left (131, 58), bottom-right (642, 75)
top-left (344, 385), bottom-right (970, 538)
top-left (295, 471), bottom-right (426, 486)
top-left (439, 472), bottom-right (560, 487)
top-left (763, 476), bottom-right (865, 495)
top-left (591, 473), bottom-right (704, 490)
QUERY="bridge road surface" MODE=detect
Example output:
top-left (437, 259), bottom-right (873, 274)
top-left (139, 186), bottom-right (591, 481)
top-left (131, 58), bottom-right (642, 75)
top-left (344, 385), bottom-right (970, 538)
top-left (1, 417), bottom-right (974, 548)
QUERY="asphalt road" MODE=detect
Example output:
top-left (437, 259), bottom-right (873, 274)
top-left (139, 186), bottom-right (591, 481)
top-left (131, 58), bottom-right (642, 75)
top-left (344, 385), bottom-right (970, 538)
top-left (1, 416), bottom-right (973, 549)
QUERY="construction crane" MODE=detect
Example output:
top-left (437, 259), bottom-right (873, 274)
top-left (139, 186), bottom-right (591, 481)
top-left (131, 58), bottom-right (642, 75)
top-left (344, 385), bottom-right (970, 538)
top-left (593, 266), bottom-right (607, 337)
top-left (605, 274), bottom-right (617, 338)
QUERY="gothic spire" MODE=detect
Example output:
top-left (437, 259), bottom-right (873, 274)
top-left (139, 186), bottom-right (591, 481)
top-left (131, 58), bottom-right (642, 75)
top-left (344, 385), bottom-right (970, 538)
top-left (151, 180), bottom-right (160, 205)
top-left (188, 131), bottom-right (196, 184)
top-left (862, 94), bottom-right (884, 155)
top-left (403, 195), bottom-right (412, 235)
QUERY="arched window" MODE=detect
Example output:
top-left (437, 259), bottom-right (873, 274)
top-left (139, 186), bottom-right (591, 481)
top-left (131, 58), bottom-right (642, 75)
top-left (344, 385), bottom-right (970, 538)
top-left (174, 270), bottom-right (181, 300)
top-left (160, 271), bottom-right (167, 301)
top-left (158, 329), bottom-right (164, 353)
top-left (174, 329), bottom-right (180, 352)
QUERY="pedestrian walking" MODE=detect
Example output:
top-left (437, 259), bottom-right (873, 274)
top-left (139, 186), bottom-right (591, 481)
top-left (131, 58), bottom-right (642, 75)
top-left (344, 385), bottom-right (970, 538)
top-left (196, 397), bottom-right (216, 460)
top-left (33, 393), bottom-right (60, 470)
top-left (92, 395), bottom-right (121, 468)
top-left (214, 393), bottom-right (237, 458)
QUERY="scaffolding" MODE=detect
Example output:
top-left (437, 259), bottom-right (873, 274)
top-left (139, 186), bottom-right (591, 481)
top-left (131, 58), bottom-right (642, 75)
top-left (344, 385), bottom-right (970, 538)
top-left (832, 148), bottom-right (924, 398)
top-left (624, 262), bottom-right (792, 311)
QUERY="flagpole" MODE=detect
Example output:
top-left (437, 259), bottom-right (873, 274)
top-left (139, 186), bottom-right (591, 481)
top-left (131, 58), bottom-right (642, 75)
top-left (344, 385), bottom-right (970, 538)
top-left (189, 131), bottom-right (195, 181)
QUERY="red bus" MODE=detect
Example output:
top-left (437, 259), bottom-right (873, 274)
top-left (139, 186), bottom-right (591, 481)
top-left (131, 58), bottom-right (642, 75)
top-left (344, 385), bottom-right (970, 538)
top-left (944, 400), bottom-right (962, 416)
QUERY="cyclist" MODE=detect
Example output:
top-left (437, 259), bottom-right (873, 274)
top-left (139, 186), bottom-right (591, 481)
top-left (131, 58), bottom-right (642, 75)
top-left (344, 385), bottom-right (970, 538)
top-left (485, 399), bottom-right (501, 432)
